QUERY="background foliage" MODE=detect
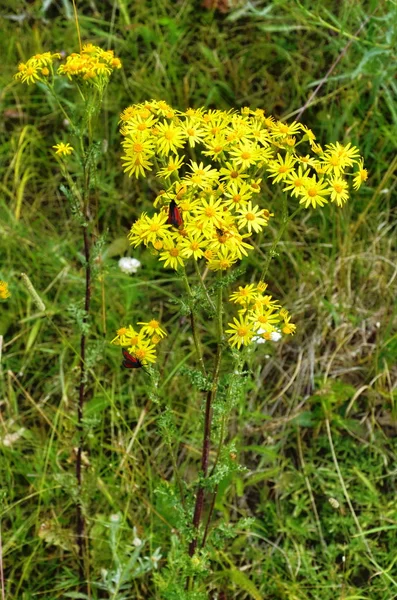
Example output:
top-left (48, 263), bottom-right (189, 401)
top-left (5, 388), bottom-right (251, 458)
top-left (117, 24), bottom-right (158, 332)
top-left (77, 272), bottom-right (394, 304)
top-left (0, 0), bottom-right (396, 598)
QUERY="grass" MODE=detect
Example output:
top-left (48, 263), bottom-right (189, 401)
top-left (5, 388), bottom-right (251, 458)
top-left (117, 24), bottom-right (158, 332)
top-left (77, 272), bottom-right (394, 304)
top-left (0, 0), bottom-right (396, 598)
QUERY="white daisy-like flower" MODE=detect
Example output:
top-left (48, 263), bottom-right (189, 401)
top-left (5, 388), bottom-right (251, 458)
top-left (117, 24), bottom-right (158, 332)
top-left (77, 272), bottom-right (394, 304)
top-left (253, 328), bottom-right (282, 344)
top-left (118, 257), bottom-right (142, 274)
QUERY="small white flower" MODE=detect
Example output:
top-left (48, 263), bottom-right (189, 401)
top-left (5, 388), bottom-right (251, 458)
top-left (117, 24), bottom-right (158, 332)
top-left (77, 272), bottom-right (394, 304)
top-left (253, 328), bottom-right (282, 344)
top-left (118, 257), bottom-right (141, 274)
top-left (133, 536), bottom-right (142, 547)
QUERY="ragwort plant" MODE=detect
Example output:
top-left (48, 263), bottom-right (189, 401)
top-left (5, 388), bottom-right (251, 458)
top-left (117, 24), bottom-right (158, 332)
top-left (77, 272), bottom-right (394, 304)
top-left (14, 43), bottom-right (122, 587)
top-left (111, 99), bottom-right (367, 596)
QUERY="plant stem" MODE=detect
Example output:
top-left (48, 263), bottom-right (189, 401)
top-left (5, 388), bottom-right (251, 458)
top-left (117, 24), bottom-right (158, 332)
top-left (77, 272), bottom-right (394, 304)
top-left (76, 134), bottom-right (92, 589)
top-left (182, 269), bottom-right (207, 376)
top-left (260, 202), bottom-right (302, 282)
top-left (189, 272), bottom-right (223, 556)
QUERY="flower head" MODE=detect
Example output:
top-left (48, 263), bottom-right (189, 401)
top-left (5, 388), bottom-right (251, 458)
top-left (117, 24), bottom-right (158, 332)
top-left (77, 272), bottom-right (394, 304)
top-left (0, 281), bottom-right (11, 300)
top-left (53, 142), bottom-right (74, 156)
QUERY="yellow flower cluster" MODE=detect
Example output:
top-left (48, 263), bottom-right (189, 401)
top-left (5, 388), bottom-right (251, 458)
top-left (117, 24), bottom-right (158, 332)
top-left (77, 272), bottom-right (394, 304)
top-left (14, 45), bottom-right (121, 87)
top-left (14, 52), bottom-right (61, 85)
top-left (0, 281), bottom-right (11, 300)
top-left (111, 319), bottom-right (167, 365)
top-left (57, 44), bottom-right (122, 83)
top-left (121, 100), bottom-right (366, 271)
top-left (226, 282), bottom-right (295, 348)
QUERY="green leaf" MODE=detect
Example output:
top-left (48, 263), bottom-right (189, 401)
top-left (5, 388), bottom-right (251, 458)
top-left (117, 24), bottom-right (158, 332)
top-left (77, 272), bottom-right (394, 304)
top-left (228, 568), bottom-right (262, 600)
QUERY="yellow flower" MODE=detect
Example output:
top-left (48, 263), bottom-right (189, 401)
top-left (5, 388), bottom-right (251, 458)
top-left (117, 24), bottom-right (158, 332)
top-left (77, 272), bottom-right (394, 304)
top-left (281, 312), bottom-right (296, 335)
top-left (122, 134), bottom-right (155, 159)
top-left (157, 155), bottom-right (185, 179)
top-left (156, 121), bottom-right (186, 156)
top-left (298, 176), bottom-right (330, 209)
top-left (267, 153), bottom-right (296, 183)
top-left (323, 142), bottom-right (360, 175)
top-left (0, 281), bottom-right (11, 300)
top-left (273, 120), bottom-right (301, 137)
top-left (228, 142), bottom-right (261, 170)
top-left (249, 308), bottom-right (280, 333)
top-left (53, 142), bottom-right (74, 156)
top-left (179, 235), bottom-right (206, 260)
top-left (159, 242), bottom-right (185, 270)
top-left (133, 341), bottom-right (157, 365)
top-left (282, 166), bottom-right (309, 198)
top-left (237, 201), bottom-right (269, 233)
top-left (224, 182), bottom-right (253, 211)
top-left (128, 212), bottom-right (172, 248)
top-left (121, 153), bottom-right (153, 178)
top-left (20, 62), bottom-right (41, 85)
top-left (183, 161), bottom-right (220, 189)
top-left (225, 314), bottom-right (256, 348)
top-left (137, 319), bottom-right (167, 338)
top-left (229, 284), bottom-right (257, 305)
top-left (181, 119), bottom-right (206, 147)
top-left (207, 247), bottom-right (238, 271)
top-left (111, 325), bottom-right (140, 346)
top-left (219, 161), bottom-right (248, 186)
top-left (328, 176), bottom-right (349, 207)
top-left (352, 160), bottom-right (368, 190)
top-left (193, 196), bottom-right (225, 229)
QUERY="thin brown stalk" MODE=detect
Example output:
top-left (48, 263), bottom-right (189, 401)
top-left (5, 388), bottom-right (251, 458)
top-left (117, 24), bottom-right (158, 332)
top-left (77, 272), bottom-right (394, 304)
top-left (189, 276), bottom-right (223, 556)
top-left (294, 12), bottom-right (375, 122)
top-left (76, 223), bottom-right (91, 584)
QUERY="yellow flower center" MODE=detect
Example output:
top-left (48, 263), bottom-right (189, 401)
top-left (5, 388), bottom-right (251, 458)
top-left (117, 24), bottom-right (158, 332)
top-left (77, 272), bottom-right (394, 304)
top-left (294, 178), bottom-right (303, 187)
top-left (214, 145), bottom-right (223, 153)
top-left (133, 143), bottom-right (144, 153)
top-left (307, 187), bottom-right (318, 197)
top-left (232, 194), bottom-right (241, 203)
top-left (330, 156), bottom-right (340, 166)
top-left (251, 183), bottom-right (259, 189)
top-left (237, 327), bottom-right (248, 337)
top-left (333, 183), bottom-right (343, 193)
top-left (245, 212), bottom-right (255, 221)
top-left (190, 242), bottom-right (200, 250)
top-left (153, 240), bottom-right (163, 250)
top-left (360, 169), bottom-right (368, 181)
top-left (279, 124), bottom-right (289, 133)
top-left (278, 165), bottom-right (288, 173)
top-left (205, 207), bottom-right (216, 217)
top-left (149, 320), bottom-right (159, 329)
top-left (258, 315), bottom-right (268, 323)
top-left (137, 123), bottom-right (147, 131)
top-left (169, 248), bottom-right (179, 257)
top-left (26, 67), bottom-right (36, 76)
top-left (241, 152), bottom-right (251, 160)
top-left (165, 130), bottom-right (174, 140)
top-left (187, 128), bottom-right (195, 136)
top-left (219, 259), bottom-right (230, 269)
top-left (135, 349), bottom-right (146, 359)
top-left (117, 327), bottom-right (127, 335)
top-left (150, 223), bottom-right (160, 232)
top-left (230, 171), bottom-right (239, 179)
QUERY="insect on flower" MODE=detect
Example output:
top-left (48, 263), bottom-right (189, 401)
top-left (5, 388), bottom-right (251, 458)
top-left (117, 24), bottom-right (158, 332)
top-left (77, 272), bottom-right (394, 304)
top-left (121, 348), bottom-right (148, 373)
top-left (167, 199), bottom-right (183, 228)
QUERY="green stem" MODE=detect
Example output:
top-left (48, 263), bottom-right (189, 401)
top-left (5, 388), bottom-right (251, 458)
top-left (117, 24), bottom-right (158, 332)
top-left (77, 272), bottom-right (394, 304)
top-left (181, 269), bottom-right (207, 376)
top-left (260, 201), bottom-right (302, 281)
top-left (193, 260), bottom-right (216, 312)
